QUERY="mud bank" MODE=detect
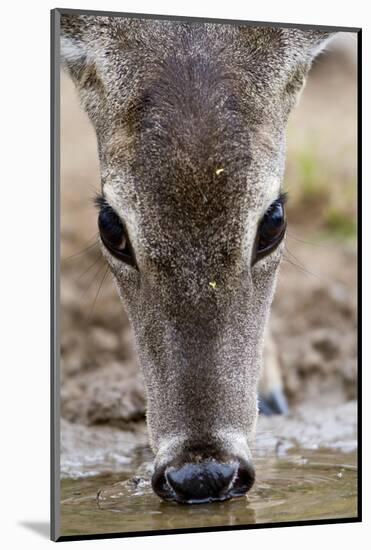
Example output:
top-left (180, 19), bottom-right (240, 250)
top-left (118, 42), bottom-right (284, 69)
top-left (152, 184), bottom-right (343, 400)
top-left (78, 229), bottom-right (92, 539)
top-left (61, 400), bottom-right (356, 479)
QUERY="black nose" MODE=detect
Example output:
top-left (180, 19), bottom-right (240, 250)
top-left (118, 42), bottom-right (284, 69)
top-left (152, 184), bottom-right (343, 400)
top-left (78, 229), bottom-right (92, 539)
top-left (152, 459), bottom-right (255, 504)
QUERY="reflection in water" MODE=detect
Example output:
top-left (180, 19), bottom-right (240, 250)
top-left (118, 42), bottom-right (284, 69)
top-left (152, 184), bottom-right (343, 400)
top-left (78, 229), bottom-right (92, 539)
top-left (60, 446), bottom-right (357, 537)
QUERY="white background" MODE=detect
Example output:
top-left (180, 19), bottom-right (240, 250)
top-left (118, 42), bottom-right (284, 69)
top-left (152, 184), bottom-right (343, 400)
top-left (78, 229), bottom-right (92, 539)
top-left (0, 0), bottom-right (368, 548)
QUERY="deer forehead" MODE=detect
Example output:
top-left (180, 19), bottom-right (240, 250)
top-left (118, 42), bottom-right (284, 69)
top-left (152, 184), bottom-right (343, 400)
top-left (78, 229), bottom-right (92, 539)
top-left (102, 109), bottom-right (283, 244)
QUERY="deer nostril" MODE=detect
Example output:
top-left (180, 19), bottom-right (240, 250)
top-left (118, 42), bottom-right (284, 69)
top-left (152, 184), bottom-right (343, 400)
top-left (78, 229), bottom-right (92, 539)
top-left (152, 458), bottom-right (256, 504)
top-left (166, 462), bottom-right (238, 504)
top-left (151, 465), bottom-right (173, 501)
top-left (229, 459), bottom-right (256, 496)
top-left (166, 462), bottom-right (237, 504)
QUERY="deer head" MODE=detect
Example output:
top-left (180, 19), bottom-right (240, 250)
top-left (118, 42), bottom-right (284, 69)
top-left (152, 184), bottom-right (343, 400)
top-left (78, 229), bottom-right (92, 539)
top-left (61, 14), bottom-right (333, 503)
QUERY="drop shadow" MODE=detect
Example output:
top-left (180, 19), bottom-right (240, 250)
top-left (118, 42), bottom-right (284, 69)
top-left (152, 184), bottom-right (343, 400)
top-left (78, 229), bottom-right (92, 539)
top-left (18, 521), bottom-right (50, 539)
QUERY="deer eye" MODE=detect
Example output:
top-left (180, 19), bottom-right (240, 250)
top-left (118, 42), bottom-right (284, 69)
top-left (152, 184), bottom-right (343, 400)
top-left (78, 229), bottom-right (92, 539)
top-left (253, 194), bottom-right (287, 264)
top-left (95, 195), bottom-right (137, 267)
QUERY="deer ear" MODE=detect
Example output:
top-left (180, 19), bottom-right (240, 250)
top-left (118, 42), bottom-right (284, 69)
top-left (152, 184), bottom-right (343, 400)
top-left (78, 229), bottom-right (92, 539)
top-left (60, 14), bottom-right (92, 83)
top-left (288, 29), bottom-right (337, 62)
top-left (284, 30), bottom-right (337, 99)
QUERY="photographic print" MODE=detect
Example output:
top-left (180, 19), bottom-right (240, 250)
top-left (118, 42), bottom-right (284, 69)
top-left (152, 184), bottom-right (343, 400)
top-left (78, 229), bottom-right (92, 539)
top-left (51, 8), bottom-right (360, 541)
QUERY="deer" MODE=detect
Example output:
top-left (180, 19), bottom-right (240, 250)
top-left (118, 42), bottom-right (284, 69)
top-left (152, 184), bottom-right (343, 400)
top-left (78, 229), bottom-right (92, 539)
top-left (60, 13), bottom-right (334, 504)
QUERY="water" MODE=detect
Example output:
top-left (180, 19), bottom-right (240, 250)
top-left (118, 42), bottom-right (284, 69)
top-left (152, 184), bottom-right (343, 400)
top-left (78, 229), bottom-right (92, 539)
top-left (60, 445), bottom-right (357, 537)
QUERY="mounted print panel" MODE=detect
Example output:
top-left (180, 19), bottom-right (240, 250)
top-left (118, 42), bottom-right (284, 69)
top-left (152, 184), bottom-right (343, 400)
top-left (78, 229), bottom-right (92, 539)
top-left (51, 8), bottom-right (360, 542)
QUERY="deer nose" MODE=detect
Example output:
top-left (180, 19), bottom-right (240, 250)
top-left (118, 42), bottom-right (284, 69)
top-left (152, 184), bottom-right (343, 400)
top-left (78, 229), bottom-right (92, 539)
top-left (152, 459), bottom-right (255, 504)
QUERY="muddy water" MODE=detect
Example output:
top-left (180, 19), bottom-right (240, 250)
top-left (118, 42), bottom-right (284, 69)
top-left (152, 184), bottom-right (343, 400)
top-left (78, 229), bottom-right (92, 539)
top-left (60, 445), bottom-right (357, 537)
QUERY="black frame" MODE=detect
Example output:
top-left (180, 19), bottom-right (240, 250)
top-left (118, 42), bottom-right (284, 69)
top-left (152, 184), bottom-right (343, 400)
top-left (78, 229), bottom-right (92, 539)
top-left (51, 7), bottom-right (362, 542)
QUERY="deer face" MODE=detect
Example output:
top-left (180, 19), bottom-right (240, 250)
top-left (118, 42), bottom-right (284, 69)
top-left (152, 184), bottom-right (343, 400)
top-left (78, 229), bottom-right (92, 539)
top-left (61, 15), bottom-right (333, 503)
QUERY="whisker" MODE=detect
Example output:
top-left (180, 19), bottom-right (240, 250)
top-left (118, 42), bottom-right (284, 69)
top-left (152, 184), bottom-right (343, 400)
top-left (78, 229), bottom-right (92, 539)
top-left (86, 266), bottom-right (110, 322)
top-left (284, 244), bottom-right (336, 284)
top-left (76, 254), bottom-right (104, 282)
top-left (284, 245), bottom-right (311, 272)
top-left (81, 260), bottom-right (107, 301)
top-left (286, 230), bottom-right (328, 248)
top-left (62, 235), bottom-right (100, 262)
top-left (87, 183), bottom-right (101, 197)
top-left (282, 254), bottom-right (326, 282)
top-left (282, 255), bottom-right (311, 277)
